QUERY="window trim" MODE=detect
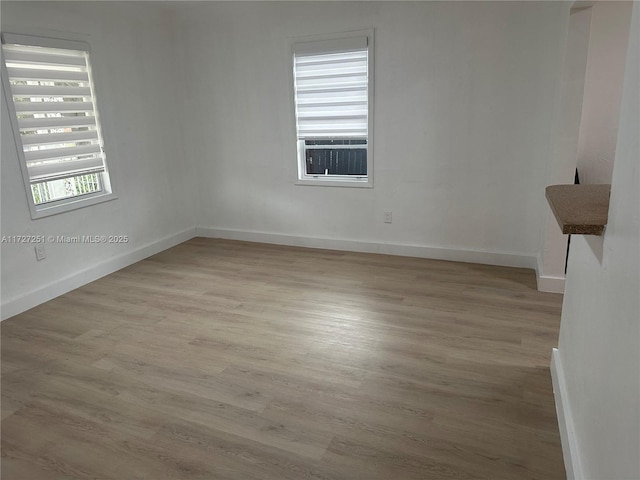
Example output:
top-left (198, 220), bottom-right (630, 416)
top-left (290, 29), bottom-right (374, 188)
top-left (1, 31), bottom-right (116, 219)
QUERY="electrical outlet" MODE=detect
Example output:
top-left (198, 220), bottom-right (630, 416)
top-left (384, 211), bottom-right (393, 224)
top-left (35, 244), bottom-right (46, 261)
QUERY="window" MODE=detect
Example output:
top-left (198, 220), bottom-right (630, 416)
top-left (292, 31), bottom-right (373, 187)
top-left (1, 33), bottom-right (114, 218)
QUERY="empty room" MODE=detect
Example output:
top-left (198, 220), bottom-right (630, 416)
top-left (1, 1), bottom-right (638, 479)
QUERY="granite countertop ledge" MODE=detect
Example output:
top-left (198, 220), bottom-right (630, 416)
top-left (545, 184), bottom-right (611, 236)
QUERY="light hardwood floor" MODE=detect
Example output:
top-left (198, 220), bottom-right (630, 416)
top-left (1, 238), bottom-right (565, 479)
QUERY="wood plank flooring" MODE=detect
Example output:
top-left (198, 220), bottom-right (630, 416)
top-left (1, 238), bottom-right (565, 479)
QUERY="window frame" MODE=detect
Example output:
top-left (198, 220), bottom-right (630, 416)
top-left (1, 31), bottom-right (116, 219)
top-left (290, 29), bottom-right (374, 188)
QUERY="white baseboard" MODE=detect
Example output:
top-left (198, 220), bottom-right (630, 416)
top-left (196, 227), bottom-right (538, 270)
top-left (536, 254), bottom-right (566, 293)
top-left (537, 274), bottom-right (566, 293)
top-left (1, 227), bottom-right (196, 321)
top-left (551, 348), bottom-right (583, 480)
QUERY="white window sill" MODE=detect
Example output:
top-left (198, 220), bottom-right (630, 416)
top-left (30, 192), bottom-right (118, 220)
top-left (295, 178), bottom-right (373, 188)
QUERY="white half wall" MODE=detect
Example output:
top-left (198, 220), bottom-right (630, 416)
top-left (554, 3), bottom-right (640, 478)
top-left (551, 348), bottom-right (583, 480)
top-left (1, 2), bottom-right (197, 319)
top-left (576, 1), bottom-right (633, 185)
top-left (175, 2), bottom-right (569, 263)
top-left (537, 5), bottom-right (593, 294)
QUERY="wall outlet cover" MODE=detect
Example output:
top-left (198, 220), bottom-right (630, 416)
top-left (35, 244), bottom-right (46, 261)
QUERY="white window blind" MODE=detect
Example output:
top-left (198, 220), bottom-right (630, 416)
top-left (2, 37), bottom-right (106, 184)
top-left (293, 37), bottom-right (369, 139)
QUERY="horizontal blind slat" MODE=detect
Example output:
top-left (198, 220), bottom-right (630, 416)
top-left (298, 113), bottom-right (367, 121)
top-left (298, 118), bottom-right (368, 128)
top-left (299, 131), bottom-right (368, 138)
top-left (2, 36), bottom-right (89, 54)
top-left (296, 84), bottom-right (367, 95)
top-left (7, 67), bottom-right (89, 82)
top-left (4, 50), bottom-right (87, 67)
top-left (296, 98), bottom-right (367, 107)
top-left (24, 144), bottom-right (101, 162)
top-left (295, 51), bottom-right (367, 67)
top-left (299, 121), bottom-right (368, 131)
top-left (28, 157), bottom-right (104, 182)
top-left (295, 59), bottom-right (367, 73)
top-left (14, 101), bottom-right (94, 113)
top-left (295, 77), bottom-right (367, 91)
top-left (295, 69), bottom-right (367, 81)
top-left (10, 85), bottom-right (92, 97)
top-left (17, 116), bottom-right (97, 130)
top-left (21, 130), bottom-right (99, 146)
top-left (292, 37), bottom-right (367, 56)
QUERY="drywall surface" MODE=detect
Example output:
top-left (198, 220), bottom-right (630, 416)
top-left (175, 2), bottom-right (568, 261)
top-left (1, 2), bottom-right (196, 315)
top-left (538, 6), bottom-right (592, 292)
top-left (556, 3), bottom-right (639, 478)
top-left (576, 1), bottom-right (632, 184)
top-left (1, 1), bottom-right (571, 317)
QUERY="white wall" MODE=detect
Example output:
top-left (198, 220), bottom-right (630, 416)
top-left (1, 2), bottom-right (196, 318)
top-left (555, 3), bottom-right (639, 478)
top-left (537, 2), bottom-right (632, 293)
top-left (175, 1), bottom-right (568, 264)
top-left (2, 1), bottom-right (571, 318)
top-left (538, 6), bottom-right (592, 293)
top-left (576, 1), bottom-right (632, 185)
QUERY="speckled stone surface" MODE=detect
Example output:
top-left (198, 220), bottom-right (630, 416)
top-left (545, 184), bottom-right (611, 235)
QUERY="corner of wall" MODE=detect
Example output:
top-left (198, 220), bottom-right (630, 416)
top-left (536, 253), bottom-right (566, 293)
top-left (1, 227), bottom-right (196, 321)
